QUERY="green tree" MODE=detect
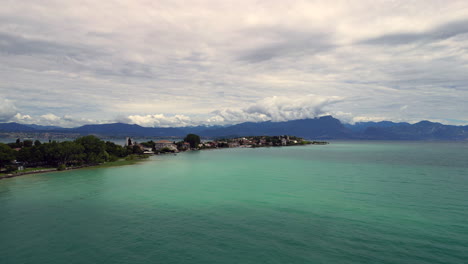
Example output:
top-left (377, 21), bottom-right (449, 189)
top-left (15, 138), bottom-right (23, 148)
top-left (132, 145), bottom-right (144, 155)
top-left (41, 141), bottom-right (61, 165)
top-left (23, 140), bottom-right (33, 148)
top-left (56, 141), bottom-right (85, 165)
top-left (30, 145), bottom-right (46, 164)
top-left (74, 135), bottom-right (107, 164)
top-left (184, 134), bottom-right (201, 149)
top-left (105, 141), bottom-right (127, 158)
top-left (17, 147), bottom-right (33, 163)
top-left (140, 140), bottom-right (155, 148)
top-left (0, 143), bottom-right (16, 168)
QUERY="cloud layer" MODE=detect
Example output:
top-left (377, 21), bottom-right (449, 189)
top-left (0, 98), bottom-right (17, 121)
top-left (1, 1), bottom-right (468, 126)
top-left (208, 95), bottom-right (343, 125)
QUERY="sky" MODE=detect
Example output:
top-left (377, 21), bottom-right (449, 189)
top-left (1, 0), bottom-right (468, 127)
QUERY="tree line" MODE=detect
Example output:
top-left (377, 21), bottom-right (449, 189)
top-left (0, 135), bottom-right (144, 172)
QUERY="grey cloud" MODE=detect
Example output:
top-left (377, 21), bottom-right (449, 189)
top-left (94, 61), bottom-right (155, 79)
top-left (238, 28), bottom-right (334, 62)
top-left (0, 32), bottom-right (159, 79)
top-left (0, 32), bottom-right (104, 58)
top-left (362, 19), bottom-right (468, 46)
top-left (1, 1), bottom-right (468, 126)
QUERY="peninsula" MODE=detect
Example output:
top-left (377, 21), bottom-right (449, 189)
top-left (0, 134), bottom-right (326, 178)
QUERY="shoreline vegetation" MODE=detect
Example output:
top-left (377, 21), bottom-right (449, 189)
top-left (0, 134), bottom-right (328, 179)
top-left (0, 157), bottom-right (149, 179)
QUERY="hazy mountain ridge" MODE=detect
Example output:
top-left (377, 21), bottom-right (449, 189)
top-left (1, 116), bottom-right (468, 140)
top-left (360, 120), bottom-right (468, 140)
top-left (344, 121), bottom-right (411, 132)
top-left (197, 116), bottom-right (349, 139)
top-left (70, 123), bottom-right (186, 137)
top-left (0, 122), bottom-right (37, 132)
top-left (25, 124), bottom-right (64, 130)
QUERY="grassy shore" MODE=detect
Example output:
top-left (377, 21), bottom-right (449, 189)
top-left (91, 157), bottom-right (148, 169)
top-left (0, 156), bottom-right (149, 179)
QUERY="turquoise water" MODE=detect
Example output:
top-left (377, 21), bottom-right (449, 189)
top-left (1, 141), bottom-right (467, 263)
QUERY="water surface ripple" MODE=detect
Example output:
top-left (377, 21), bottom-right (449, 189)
top-left (1, 141), bottom-right (467, 263)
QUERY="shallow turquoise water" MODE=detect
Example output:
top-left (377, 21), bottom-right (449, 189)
top-left (1, 141), bottom-right (467, 263)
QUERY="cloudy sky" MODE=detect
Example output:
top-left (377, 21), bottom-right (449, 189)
top-left (1, 0), bottom-right (468, 127)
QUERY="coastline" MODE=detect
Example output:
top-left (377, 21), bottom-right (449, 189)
top-left (0, 158), bottom-right (149, 180)
top-left (1, 136), bottom-right (328, 180)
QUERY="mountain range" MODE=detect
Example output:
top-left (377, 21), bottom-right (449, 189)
top-left (1, 116), bottom-right (468, 140)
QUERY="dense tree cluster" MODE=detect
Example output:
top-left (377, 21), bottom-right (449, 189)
top-left (0, 136), bottom-right (143, 171)
top-left (184, 134), bottom-right (201, 149)
top-left (0, 143), bottom-right (16, 169)
top-left (0, 133), bottom-right (317, 174)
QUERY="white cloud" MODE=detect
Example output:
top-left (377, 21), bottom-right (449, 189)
top-left (9, 113), bottom-right (102, 127)
top-left (40, 113), bottom-right (61, 121)
top-left (0, 98), bottom-right (18, 121)
top-left (115, 95), bottom-right (345, 127)
top-left (12, 113), bottom-right (32, 122)
top-left (123, 114), bottom-right (195, 127)
top-left (208, 95), bottom-right (343, 124)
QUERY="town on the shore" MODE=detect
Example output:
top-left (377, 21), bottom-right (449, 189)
top-left (0, 134), bottom-right (328, 178)
top-left (130, 134), bottom-right (327, 155)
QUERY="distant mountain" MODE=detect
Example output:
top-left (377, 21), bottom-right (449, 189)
top-left (198, 116), bottom-right (350, 139)
top-left (179, 125), bottom-right (225, 135)
top-left (345, 121), bottom-right (410, 132)
top-left (1, 117), bottom-right (468, 140)
top-left (360, 120), bottom-right (468, 140)
top-left (0, 122), bottom-right (37, 132)
top-left (69, 123), bottom-right (186, 137)
top-left (0, 122), bottom-right (186, 137)
top-left (25, 124), bottom-right (64, 130)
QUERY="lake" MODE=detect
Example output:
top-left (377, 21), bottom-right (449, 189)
top-left (1, 141), bottom-right (467, 263)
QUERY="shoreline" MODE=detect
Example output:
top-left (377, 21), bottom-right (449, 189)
top-left (0, 158), bottom-right (149, 180)
top-left (0, 140), bottom-right (327, 180)
top-left (0, 168), bottom-right (58, 179)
